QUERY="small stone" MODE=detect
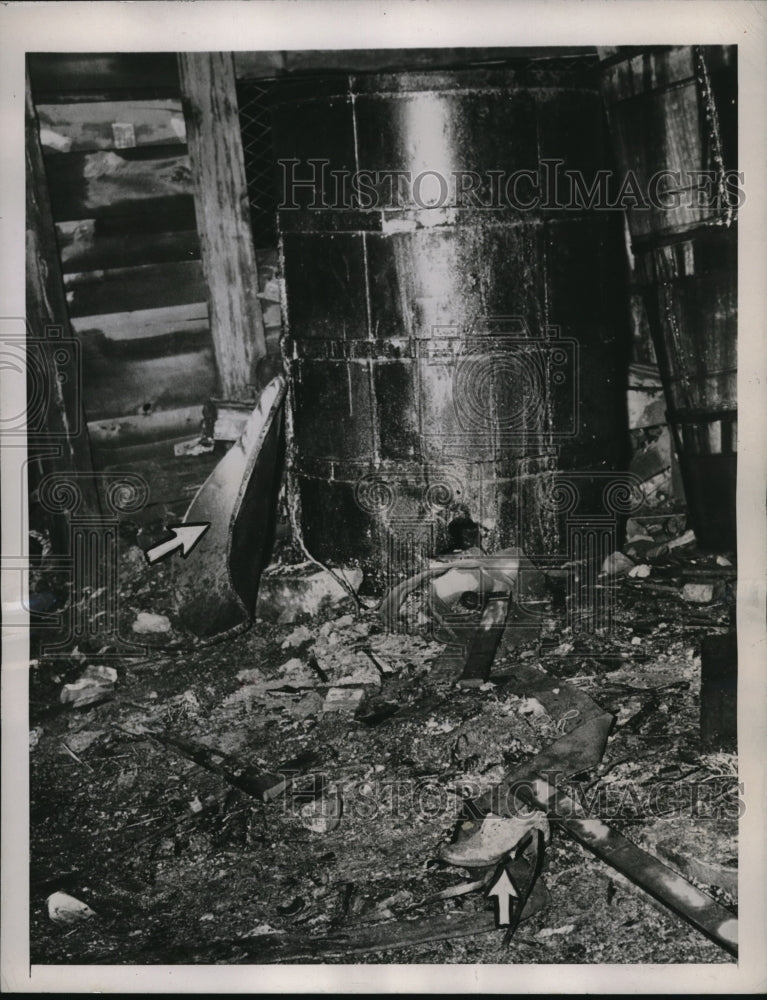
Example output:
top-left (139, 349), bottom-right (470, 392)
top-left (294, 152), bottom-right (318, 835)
top-left (681, 582), bottom-right (716, 604)
top-left (631, 635), bottom-right (642, 646)
top-left (424, 717), bottom-right (456, 733)
top-left (286, 691), bottom-right (324, 719)
top-left (667, 529), bottom-right (696, 551)
top-left (83, 664), bottom-right (118, 683)
top-left (279, 656), bottom-right (309, 678)
top-left (60, 676), bottom-right (114, 708)
top-left (322, 687), bottom-right (366, 713)
top-left (628, 563), bottom-right (651, 579)
top-left (132, 612), bottom-right (171, 634)
top-left (716, 555), bottom-right (732, 567)
top-left (602, 551), bottom-right (635, 576)
top-left (625, 517), bottom-right (651, 540)
top-left (47, 891), bottom-right (96, 925)
top-left (537, 923), bottom-right (576, 939)
top-left (29, 727), bottom-right (43, 750)
top-left (65, 729), bottom-right (104, 754)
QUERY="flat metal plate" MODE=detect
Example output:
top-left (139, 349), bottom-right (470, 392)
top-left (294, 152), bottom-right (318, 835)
top-left (174, 376), bottom-right (286, 639)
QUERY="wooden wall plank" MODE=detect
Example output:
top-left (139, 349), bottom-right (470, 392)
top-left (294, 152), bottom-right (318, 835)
top-left (44, 147), bottom-right (192, 221)
top-left (87, 405), bottom-right (205, 446)
top-left (179, 52), bottom-right (266, 397)
top-left (28, 53), bottom-right (180, 100)
top-left (82, 348), bottom-right (214, 420)
top-left (82, 345), bottom-right (217, 420)
top-left (71, 301), bottom-right (209, 345)
top-left (64, 260), bottom-right (206, 317)
top-left (65, 197), bottom-right (199, 234)
top-left (38, 99), bottom-right (186, 152)
top-left (57, 223), bottom-right (201, 272)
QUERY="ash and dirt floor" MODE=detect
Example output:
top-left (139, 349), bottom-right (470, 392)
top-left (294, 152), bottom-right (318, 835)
top-left (29, 528), bottom-right (738, 965)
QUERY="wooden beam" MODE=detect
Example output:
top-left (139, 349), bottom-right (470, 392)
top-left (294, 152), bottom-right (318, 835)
top-left (25, 64), bottom-right (100, 528)
top-left (178, 52), bottom-right (266, 398)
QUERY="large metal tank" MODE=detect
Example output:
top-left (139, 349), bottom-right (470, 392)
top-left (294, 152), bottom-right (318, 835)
top-left (600, 46), bottom-right (737, 551)
top-left (271, 59), bottom-right (631, 586)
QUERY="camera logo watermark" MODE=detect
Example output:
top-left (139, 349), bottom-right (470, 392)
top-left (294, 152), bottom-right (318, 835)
top-left (0, 318), bottom-right (81, 438)
top-left (1, 317), bottom-right (151, 656)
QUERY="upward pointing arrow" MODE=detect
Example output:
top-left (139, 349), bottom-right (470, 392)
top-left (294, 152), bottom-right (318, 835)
top-left (486, 864), bottom-right (520, 927)
top-left (144, 523), bottom-right (210, 566)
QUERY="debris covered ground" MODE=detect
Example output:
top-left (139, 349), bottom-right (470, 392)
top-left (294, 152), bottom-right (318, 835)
top-left (29, 518), bottom-right (738, 965)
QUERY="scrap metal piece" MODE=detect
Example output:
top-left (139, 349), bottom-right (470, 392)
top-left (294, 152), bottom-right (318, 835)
top-left (700, 629), bottom-right (737, 746)
top-left (174, 376), bottom-right (286, 639)
top-left (153, 730), bottom-right (318, 802)
top-left (563, 814), bottom-right (738, 956)
top-left (458, 591), bottom-right (510, 688)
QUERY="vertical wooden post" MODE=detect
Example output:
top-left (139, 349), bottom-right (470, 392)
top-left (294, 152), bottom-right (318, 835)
top-left (25, 64), bottom-right (100, 530)
top-left (178, 52), bottom-right (266, 399)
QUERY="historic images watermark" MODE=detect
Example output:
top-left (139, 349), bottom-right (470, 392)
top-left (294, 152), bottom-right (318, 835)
top-left (277, 159), bottom-right (745, 213)
top-left (279, 772), bottom-right (744, 825)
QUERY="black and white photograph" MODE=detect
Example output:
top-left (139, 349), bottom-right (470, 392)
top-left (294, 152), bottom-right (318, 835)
top-left (1, 1), bottom-right (766, 993)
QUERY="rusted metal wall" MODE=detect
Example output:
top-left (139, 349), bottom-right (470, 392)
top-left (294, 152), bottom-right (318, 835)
top-left (600, 46), bottom-right (737, 550)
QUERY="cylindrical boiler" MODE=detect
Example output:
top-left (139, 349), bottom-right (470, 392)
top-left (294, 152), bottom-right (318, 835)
top-left (271, 60), bottom-right (631, 586)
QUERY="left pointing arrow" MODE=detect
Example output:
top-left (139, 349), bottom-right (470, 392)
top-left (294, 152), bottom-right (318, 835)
top-left (144, 523), bottom-right (210, 566)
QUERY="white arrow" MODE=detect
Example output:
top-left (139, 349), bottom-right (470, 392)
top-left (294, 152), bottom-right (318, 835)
top-left (144, 523), bottom-right (210, 565)
top-left (486, 865), bottom-right (520, 927)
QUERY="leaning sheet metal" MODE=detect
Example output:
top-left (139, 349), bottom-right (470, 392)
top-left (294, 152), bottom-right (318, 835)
top-left (175, 376), bottom-right (286, 639)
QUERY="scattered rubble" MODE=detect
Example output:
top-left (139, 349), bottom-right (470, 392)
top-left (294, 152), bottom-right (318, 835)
top-left (29, 518), bottom-right (738, 965)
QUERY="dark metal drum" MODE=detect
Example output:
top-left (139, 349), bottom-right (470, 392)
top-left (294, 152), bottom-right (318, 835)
top-left (272, 60), bottom-right (631, 586)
